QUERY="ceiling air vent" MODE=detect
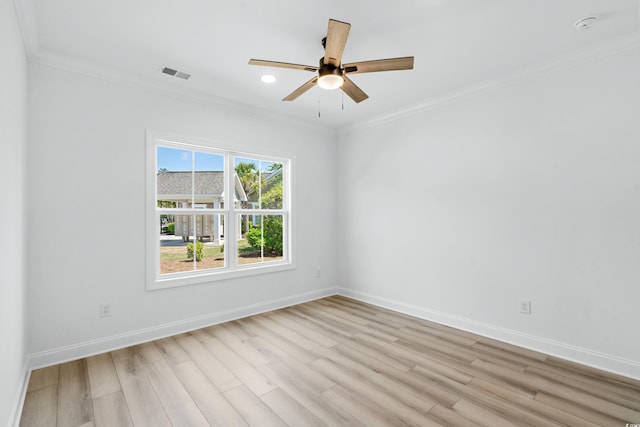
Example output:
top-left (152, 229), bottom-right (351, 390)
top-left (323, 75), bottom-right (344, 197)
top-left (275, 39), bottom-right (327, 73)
top-left (160, 66), bottom-right (191, 80)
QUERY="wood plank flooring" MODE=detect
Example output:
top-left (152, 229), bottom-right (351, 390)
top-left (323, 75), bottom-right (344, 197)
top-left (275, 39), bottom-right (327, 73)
top-left (19, 296), bottom-right (640, 426)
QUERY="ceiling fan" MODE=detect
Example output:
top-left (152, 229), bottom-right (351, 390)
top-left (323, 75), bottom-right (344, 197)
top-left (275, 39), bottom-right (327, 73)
top-left (249, 19), bottom-right (414, 104)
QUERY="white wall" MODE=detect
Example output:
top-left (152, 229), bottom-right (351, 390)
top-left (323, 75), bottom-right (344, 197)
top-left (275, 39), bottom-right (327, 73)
top-left (337, 47), bottom-right (640, 379)
top-left (27, 62), bottom-right (337, 365)
top-left (0, 0), bottom-right (28, 425)
top-left (22, 24), bottom-right (640, 387)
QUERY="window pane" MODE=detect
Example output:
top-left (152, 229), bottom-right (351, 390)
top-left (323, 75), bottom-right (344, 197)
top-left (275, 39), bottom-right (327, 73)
top-left (260, 161), bottom-right (283, 210)
top-left (195, 214), bottom-right (225, 271)
top-left (263, 214), bottom-right (284, 262)
top-left (234, 158), bottom-right (284, 210)
top-left (159, 214), bottom-right (226, 274)
top-left (157, 146), bottom-right (193, 209)
top-left (238, 214), bottom-right (261, 265)
top-left (195, 152), bottom-right (225, 208)
top-left (159, 215), bottom-right (194, 274)
top-left (237, 214), bottom-right (284, 266)
top-left (234, 157), bottom-right (259, 210)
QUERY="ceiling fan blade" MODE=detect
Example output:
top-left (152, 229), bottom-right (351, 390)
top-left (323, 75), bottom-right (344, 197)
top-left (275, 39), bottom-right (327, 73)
top-left (341, 76), bottom-right (369, 103)
top-left (343, 56), bottom-right (414, 74)
top-left (283, 76), bottom-right (319, 101)
top-left (249, 59), bottom-right (318, 72)
top-left (324, 19), bottom-right (351, 67)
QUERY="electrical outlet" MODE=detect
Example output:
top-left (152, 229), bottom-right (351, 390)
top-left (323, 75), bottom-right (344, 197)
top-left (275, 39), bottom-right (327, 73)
top-left (519, 300), bottom-right (532, 315)
top-left (100, 303), bottom-right (112, 318)
top-left (316, 269), bottom-right (321, 278)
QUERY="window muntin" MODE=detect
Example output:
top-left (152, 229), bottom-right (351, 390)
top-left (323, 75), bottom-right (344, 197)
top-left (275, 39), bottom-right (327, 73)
top-left (148, 134), bottom-right (292, 290)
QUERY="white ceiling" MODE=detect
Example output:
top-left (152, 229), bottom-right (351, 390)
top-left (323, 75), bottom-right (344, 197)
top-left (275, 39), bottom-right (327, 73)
top-left (15, 0), bottom-right (640, 129)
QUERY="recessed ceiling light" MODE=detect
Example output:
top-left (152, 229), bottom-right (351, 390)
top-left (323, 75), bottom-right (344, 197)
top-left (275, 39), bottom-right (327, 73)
top-left (261, 74), bottom-right (276, 84)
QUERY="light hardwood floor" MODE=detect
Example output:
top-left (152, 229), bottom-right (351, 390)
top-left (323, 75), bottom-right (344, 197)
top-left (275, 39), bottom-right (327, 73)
top-left (19, 296), bottom-right (640, 426)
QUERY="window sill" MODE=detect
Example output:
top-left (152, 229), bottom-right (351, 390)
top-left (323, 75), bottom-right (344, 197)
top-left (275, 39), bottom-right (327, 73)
top-left (147, 261), bottom-right (296, 291)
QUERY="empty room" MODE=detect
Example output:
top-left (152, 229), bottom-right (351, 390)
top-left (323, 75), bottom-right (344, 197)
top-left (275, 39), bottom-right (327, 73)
top-left (3, 0), bottom-right (640, 425)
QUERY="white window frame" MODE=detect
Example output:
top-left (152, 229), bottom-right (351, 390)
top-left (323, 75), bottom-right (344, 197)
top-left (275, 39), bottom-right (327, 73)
top-left (146, 130), bottom-right (295, 290)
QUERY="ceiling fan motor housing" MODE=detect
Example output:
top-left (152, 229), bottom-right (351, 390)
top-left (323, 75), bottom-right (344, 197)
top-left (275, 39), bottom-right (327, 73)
top-left (319, 57), bottom-right (342, 74)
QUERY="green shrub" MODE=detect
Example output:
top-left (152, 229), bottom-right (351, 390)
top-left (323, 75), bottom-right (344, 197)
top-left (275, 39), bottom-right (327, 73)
top-left (263, 216), bottom-right (283, 255)
top-left (187, 241), bottom-right (204, 261)
top-left (245, 216), bottom-right (283, 256)
top-left (246, 227), bottom-right (262, 250)
top-left (167, 223), bottom-right (175, 235)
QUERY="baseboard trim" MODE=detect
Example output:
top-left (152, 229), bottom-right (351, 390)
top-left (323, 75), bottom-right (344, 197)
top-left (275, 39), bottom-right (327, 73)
top-left (27, 286), bottom-right (337, 370)
top-left (337, 287), bottom-right (640, 381)
top-left (8, 359), bottom-right (30, 427)
top-left (24, 286), bottom-right (640, 382)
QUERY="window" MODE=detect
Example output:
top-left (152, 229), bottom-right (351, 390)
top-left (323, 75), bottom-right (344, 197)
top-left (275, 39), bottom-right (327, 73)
top-left (147, 132), bottom-right (293, 289)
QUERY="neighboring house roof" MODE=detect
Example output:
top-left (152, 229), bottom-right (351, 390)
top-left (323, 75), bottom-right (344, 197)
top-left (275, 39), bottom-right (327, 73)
top-left (157, 171), bottom-right (247, 202)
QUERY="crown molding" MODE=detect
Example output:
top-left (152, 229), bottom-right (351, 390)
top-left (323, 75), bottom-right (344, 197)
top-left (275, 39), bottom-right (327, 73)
top-left (340, 31), bottom-right (640, 134)
top-left (35, 52), bottom-right (334, 136)
top-left (12, 0), bottom-right (329, 134)
top-left (15, 0), bottom-right (640, 138)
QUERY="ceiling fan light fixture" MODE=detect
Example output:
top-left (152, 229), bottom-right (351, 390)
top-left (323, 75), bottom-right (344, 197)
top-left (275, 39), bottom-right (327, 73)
top-left (248, 19), bottom-right (413, 103)
top-left (318, 74), bottom-right (344, 90)
top-left (317, 67), bottom-right (344, 90)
